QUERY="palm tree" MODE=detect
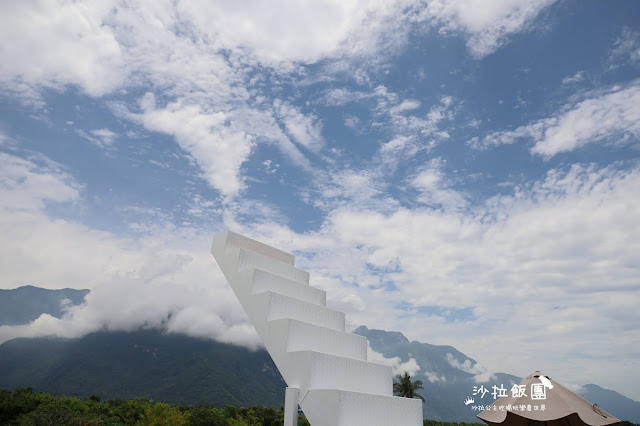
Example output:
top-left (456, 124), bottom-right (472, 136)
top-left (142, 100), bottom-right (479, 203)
top-left (393, 371), bottom-right (425, 402)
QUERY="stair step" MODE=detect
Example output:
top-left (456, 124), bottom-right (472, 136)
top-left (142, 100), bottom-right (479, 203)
top-left (291, 351), bottom-right (392, 396)
top-left (238, 248), bottom-right (309, 284)
top-left (223, 230), bottom-right (295, 265)
top-left (302, 389), bottom-right (423, 426)
top-left (268, 319), bottom-right (367, 360)
top-left (252, 269), bottom-right (325, 306)
top-left (255, 292), bottom-right (344, 331)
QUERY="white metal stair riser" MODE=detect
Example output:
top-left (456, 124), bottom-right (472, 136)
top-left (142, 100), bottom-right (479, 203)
top-left (292, 351), bottom-right (392, 396)
top-left (211, 230), bottom-right (423, 425)
top-left (252, 269), bottom-right (326, 306)
top-left (261, 347), bottom-right (392, 398)
top-left (238, 248), bottom-right (309, 284)
top-left (225, 231), bottom-right (296, 265)
top-left (267, 318), bottom-right (367, 360)
top-left (252, 291), bottom-right (344, 331)
top-left (302, 389), bottom-right (424, 426)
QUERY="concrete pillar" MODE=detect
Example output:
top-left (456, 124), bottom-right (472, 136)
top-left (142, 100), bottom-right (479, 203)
top-left (284, 387), bottom-right (299, 426)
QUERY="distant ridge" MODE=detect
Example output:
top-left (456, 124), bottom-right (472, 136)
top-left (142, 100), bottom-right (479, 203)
top-left (354, 326), bottom-right (640, 423)
top-left (0, 285), bottom-right (89, 326)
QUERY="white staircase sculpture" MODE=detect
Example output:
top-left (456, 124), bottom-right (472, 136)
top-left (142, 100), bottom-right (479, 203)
top-left (211, 230), bottom-right (423, 425)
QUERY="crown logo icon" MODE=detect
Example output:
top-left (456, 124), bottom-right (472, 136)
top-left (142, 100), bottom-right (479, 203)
top-left (464, 396), bottom-right (475, 406)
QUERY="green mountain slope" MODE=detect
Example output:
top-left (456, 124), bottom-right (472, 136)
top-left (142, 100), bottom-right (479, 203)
top-left (0, 330), bottom-right (285, 408)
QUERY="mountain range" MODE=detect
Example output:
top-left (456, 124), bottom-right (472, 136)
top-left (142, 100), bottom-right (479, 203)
top-left (354, 326), bottom-right (640, 423)
top-left (1, 286), bottom-right (638, 422)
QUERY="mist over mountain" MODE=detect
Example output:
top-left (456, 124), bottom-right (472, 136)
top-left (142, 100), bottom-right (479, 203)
top-left (355, 326), bottom-right (521, 422)
top-left (0, 286), bottom-right (89, 326)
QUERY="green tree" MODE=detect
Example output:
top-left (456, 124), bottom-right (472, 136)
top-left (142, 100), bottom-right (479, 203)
top-left (186, 405), bottom-right (227, 426)
top-left (393, 371), bottom-right (425, 402)
top-left (17, 400), bottom-right (103, 426)
top-left (136, 402), bottom-right (189, 426)
top-left (106, 398), bottom-right (152, 424)
top-left (0, 388), bottom-right (40, 424)
top-left (228, 408), bottom-right (263, 426)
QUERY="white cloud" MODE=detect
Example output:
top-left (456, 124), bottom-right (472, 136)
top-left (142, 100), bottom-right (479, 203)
top-left (471, 82), bottom-right (640, 157)
top-left (468, 118), bottom-right (553, 150)
top-left (319, 170), bottom-right (381, 206)
top-left (0, 152), bottom-right (80, 212)
top-left (343, 115), bottom-right (363, 133)
top-left (320, 88), bottom-right (372, 106)
top-left (0, 0), bottom-right (125, 97)
top-left (76, 128), bottom-right (118, 151)
top-left (607, 27), bottom-right (640, 70)
top-left (174, 0), bottom-right (410, 66)
top-left (274, 101), bottom-right (324, 153)
top-left (423, 371), bottom-right (446, 383)
top-left (177, 0), bottom-right (555, 65)
top-left (532, 84), bottom-right (640, 157)
top-left (305, 99), bottom-right (463, 213)
top-left (0, 274), bottom-right (261, 349)
top-left (446, 353), bottom-right (496, 383)
top-left (367, 343), bottom-right (421, 377)
top-left (389, 99), bottom-right (421, 115)
top-left (232, 106), bottom-right (315, 173)
top-left (376, 93), bottom-right (457, 169)
top-left (420, 0), bottom-right (557, 58)
top-left (0, 0), bottom-right (417, 96)
top-left (129, 93), bottom-right (254, 198)
top-left (379, 136), bottom-right (414, 155)
top-left (561, 70), bottom-right (585, 85)
top-left (410, 158), bottom-right (467, 211)
top-left (467, 119), bottom-right (482, 128)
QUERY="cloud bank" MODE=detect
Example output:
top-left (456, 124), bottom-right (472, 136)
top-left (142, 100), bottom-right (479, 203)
top-left (470, 82), bottom-right (640, 156)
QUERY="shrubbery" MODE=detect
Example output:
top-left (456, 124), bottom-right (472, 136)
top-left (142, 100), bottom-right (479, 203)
top-left (5, 388), bottom-right (634, 426)
top-left (0, 388), bottom-right (304, 425)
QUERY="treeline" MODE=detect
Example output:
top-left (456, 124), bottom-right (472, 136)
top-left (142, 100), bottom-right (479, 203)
top-left (2, 388), bottom-right (638, 426)
top-left (0, 388), bottom-right (305, 426)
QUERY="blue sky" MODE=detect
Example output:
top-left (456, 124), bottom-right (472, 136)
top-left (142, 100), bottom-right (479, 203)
top-left (1, 0), bottom-right (639, 401)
